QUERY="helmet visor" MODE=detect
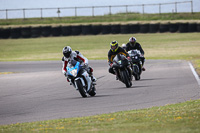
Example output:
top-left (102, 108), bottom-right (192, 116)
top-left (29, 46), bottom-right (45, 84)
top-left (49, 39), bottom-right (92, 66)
top-left (64, 52), bottom-right (71, 58)
top-left (111, 45), bottom-right (117, 51)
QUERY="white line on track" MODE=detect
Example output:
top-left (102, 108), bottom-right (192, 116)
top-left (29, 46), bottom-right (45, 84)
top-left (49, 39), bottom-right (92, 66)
top-left (189, 62), bottom-right (200, 87)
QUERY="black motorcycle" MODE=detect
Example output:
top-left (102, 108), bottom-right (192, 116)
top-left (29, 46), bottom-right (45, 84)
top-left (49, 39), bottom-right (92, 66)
top-left (112, 54), bottom-right (133, 88)
top-left (128, 50), bottom-right (143, 80)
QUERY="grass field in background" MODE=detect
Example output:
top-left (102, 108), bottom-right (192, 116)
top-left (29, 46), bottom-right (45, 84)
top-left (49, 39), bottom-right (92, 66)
top-left (1, 99), bottom-right (199, 132)
top-left (0, 32), bottom-right (200, 74)
top-left (0, 12), bottom-right (200, 26)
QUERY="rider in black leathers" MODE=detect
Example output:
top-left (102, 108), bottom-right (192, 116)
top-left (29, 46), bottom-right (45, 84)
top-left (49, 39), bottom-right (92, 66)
top-left (108, 40), bottom-right (131, 78)
top-left (126, 37), bottom-right (146, 71)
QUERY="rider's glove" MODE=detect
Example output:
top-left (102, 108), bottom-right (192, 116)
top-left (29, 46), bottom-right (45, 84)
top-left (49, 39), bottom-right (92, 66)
top-left (127, 56), bottom-right (131, 61)
top-left (67, 77), bottom-right (70, 82)
top-left (64, 71), bottom-right (68, 77)
top-left (83, 63), bottom-right (88, 68)
top-left (109, 63), bottom-right (113, 68)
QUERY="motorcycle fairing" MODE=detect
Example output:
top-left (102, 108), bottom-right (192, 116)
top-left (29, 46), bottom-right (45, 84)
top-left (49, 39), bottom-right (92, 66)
top-left (67, 61), bottom-right (80, 77)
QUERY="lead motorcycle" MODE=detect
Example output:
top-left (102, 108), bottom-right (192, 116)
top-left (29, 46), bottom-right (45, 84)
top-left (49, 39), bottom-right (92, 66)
top-left (66, 60), bottom-right (96, 98)
top-left (112, 54), bottom-right (133, 88)
top-left (128, 49), bottom-right (143, 80)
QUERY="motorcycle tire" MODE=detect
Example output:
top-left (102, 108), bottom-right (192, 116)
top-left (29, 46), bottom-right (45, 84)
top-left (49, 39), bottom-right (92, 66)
top-left (133, 65), bottom-right (141, 80)
top-left (120, 70), bottom-right (132, 88)
top-left (135, 74), bottom-right (141, 80)
top-left (89, 86), bottom-right (96, 96)
top-left (76, 79), bottom-right (87, 98)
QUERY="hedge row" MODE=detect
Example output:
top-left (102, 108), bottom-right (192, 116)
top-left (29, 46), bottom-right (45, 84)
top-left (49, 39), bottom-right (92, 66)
top-left (0, 23), bottom-right (200, 39)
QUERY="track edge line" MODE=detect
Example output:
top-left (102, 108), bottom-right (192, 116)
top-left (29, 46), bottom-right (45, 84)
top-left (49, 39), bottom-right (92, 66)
top-left (188, 61), bottom-right (200, 87)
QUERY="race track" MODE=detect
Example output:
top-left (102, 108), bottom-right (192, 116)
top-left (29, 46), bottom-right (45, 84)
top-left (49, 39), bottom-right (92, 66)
top-left (0, 60), bottom-right (200, 125)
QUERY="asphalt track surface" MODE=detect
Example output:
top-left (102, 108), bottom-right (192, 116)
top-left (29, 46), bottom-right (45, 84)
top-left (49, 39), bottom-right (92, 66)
top-left (0, 60), bottom-right (200, 125)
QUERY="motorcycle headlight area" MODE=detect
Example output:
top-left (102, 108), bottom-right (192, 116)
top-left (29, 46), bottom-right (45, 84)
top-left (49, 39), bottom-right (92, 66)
top-left (134, 56), bottom-right (138, 59)
top-left (118, 60), bottom-right (122, 64)
top-left (129, 53), bottom-right (134, 57)
top-left (70, 69), bottom-right (78, 77)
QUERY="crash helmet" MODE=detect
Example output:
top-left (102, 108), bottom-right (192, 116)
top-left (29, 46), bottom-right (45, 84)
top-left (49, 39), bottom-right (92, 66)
top-left (110, 40), bottom-right (119, 52)
top-left (122, 43), bottom-right (126, 50)
top-left (129, 37), bottom-right (136, 47)
top-left (63, 46), bottom-right (72, 58)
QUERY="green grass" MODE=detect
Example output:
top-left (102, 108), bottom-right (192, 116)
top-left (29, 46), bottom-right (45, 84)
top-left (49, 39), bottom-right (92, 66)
top-left (0, 12), bottom-right (200, 26)
top-left (1, 33), bottom-right (200, 61)
top-left (0, 33), bottom-right (200, 74)
top-left (0, 99), bottom-right (199, 132)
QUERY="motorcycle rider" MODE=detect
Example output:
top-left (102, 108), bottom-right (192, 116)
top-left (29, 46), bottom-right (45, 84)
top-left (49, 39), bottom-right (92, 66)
top-left (121, 43), bottom-right (127, 51)
top-left (62, 46), bottom-right (96, 82)
top-left (126, 37), bottom-right (146, 71)
top-left (108, 40), bottom-right (132, 79)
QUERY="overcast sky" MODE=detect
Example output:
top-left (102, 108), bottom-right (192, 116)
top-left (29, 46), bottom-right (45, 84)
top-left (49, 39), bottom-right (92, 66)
top-left (0, 0), bottom-right (199, 12)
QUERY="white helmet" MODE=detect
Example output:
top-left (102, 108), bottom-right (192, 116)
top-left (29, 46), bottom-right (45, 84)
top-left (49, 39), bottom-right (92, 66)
top-left (129, 37), bottom-right (136, 47)
top-left (122, 43), bottom-right (126, 49)
top-left (63, 46), bottom-right (72, 58)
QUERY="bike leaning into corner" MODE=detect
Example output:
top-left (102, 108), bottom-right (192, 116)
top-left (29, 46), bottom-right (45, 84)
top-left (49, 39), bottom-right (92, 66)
top-left (66, 60), bottom-right (96, 98)
top-left (112, 54), bottom-right (133, 88)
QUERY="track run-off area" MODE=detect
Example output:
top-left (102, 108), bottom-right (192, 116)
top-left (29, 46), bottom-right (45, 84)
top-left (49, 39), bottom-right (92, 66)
top-left (0, 60), bottom-right (200, 125)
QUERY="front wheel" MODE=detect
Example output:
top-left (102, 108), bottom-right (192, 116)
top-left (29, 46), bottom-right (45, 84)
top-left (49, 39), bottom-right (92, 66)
top-left (120, 70), bottom-right (132, 88)
top-left (76, 79), bottom-right (87, 98)
top-left (135, 74), bottom-right (140, 80)
top-left (133, 65), bottom-right (141, 80)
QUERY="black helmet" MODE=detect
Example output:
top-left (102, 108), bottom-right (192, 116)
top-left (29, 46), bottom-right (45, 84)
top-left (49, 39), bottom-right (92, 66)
top-left (63, 46), bottom-right (72, 58)
top-left (110, 40), bottom-right (119, 52)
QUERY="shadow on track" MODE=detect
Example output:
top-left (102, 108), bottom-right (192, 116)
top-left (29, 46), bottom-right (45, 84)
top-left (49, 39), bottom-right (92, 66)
top-left (111, 85), bottom-right (152, 90)
top-left (54, 94), bottom-right (112, 100)
top-left (139, 78), bottom-right (166, 81)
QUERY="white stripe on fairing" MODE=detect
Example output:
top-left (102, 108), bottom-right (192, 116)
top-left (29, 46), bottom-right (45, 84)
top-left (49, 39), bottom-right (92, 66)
top-left (189, 62), bottom-right (200, 87)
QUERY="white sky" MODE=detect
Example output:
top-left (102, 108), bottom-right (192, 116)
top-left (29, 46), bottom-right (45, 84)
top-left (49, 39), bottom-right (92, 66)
top-left (0, 0), bottom-right (199, 12)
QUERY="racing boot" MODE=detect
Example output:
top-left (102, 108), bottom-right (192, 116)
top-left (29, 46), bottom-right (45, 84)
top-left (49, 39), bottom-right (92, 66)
top-left (116, 76), bottom-right (119, 80)
top-left (91, 76), bottom-right (97, 85)
top-left (92, 76), bottom-right (97, 81)
top-left (88, 67), bottom-right (97, 83)
top-left (115, 71), bottom-right (119, 80)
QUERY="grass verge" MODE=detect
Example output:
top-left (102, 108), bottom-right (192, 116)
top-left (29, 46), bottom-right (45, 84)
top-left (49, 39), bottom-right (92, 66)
top-left (0, 99), bottom-right (199, 132)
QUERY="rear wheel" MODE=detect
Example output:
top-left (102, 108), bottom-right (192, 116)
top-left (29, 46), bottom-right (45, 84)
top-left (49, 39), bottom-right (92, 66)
top-left (89, 86), bottom-right (96, 96)
top-left (121, 70), bottom-right (132, 88)
top-left (76, 79), bottom-right (87, 98)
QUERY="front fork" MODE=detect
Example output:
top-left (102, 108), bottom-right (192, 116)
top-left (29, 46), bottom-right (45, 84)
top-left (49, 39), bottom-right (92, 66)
top-left (68, 78), bottom-right (76, 89)
top-left (114, 65), bottom-right (132, 81)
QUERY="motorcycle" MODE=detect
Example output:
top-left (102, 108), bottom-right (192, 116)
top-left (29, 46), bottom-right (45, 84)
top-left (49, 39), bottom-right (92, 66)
top-left (66, 60), bottom-right (96, 98)
top-left (112, 54), bottom-right (133, 88)
top-left (128, 49), bottom-right (143, 80)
